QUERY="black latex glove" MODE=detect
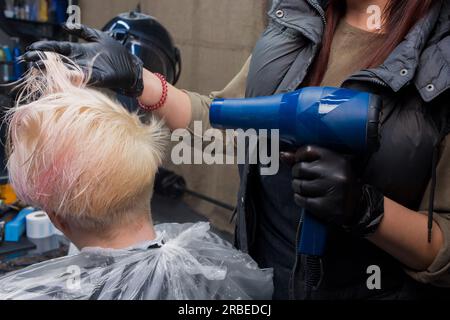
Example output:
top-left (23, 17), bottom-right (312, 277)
top-left (291, 145), bottom-right (385, 236)
top-left (22, 24), bottom-right (144, 97)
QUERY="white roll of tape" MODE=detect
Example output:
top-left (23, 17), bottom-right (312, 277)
top-left (26, 211), bottom-right (55, 239)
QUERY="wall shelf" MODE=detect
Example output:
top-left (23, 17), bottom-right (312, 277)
top-left (0, 0), bottom-right (79, 43)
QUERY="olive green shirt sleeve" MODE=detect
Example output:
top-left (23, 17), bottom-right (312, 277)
top-left (183, 56), bottom-right (251, 137)
top-left (407, 135), bottom-right (450, 287)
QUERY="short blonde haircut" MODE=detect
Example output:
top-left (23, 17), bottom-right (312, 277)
top-left (6, 53), bottom-right (167, 231)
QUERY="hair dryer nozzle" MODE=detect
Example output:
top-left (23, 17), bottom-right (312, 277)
top-left (210, 94), bottom-right (285, 131)
top-left (210, 87), bottom-right (381, 153)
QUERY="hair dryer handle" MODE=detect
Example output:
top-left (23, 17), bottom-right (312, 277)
top-left (298, 210), bottom-right (328, 256)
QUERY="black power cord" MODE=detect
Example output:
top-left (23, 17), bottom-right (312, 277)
top-left (304, 256), bottom-right (322, 300)
top-left (155, 168), bottom-right (235, 212)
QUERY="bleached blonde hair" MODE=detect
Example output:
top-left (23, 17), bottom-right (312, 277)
top-left (6, 53), bottom-right (167, 231)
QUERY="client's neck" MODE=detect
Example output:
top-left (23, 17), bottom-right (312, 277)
top-left (71, 214), bottom-right (157, 250)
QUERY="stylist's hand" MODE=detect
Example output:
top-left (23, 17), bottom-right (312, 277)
top-left (22, 24), bottom-right (144, 97)
top-left (290, 146), bottom-right (385, 236)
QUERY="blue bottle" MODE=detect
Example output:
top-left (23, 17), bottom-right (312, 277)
top-left (55, 0), bottom-right (69, 24)
top-left (12, 38), bottom-right (24, 81)
top-left (29, 0), bottom-right (39, 21)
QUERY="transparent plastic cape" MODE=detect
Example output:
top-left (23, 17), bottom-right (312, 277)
top-left (0, 223), bottom-right (273, 300)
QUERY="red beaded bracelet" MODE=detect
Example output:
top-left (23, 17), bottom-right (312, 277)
top-left (138, 73), bottom-right (168, 111)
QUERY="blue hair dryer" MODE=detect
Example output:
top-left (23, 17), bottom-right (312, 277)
top-left (210, 87), bottom-right (381, 257)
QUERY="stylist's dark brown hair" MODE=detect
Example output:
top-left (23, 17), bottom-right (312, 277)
top-left (307, 0), bottom-right (434, 86)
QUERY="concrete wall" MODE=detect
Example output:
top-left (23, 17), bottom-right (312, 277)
top-left (79, 0), bottom-right (268, 233)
